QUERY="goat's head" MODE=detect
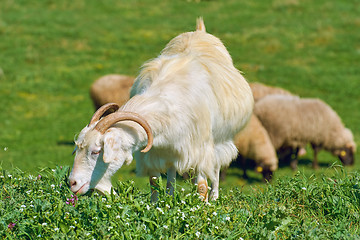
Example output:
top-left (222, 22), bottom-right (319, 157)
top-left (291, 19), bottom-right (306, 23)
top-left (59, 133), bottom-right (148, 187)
top-left (68, 103), bottom-right (153, 195)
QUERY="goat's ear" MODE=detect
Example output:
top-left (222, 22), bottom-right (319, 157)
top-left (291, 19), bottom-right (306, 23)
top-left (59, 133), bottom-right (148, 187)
top-left (103, 132), bottom-right (121, 163)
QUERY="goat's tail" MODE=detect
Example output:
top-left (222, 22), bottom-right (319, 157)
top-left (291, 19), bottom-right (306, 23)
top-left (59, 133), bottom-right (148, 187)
top-left (196, 17), bottom-right (206, 32)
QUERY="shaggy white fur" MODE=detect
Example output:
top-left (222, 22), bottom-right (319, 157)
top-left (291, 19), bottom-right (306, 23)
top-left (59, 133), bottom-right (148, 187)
top-left (69, 18), bottom-right (253, 201)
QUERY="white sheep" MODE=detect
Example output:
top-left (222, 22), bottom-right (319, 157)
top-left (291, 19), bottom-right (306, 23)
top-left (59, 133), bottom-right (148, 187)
top-left (69, 18), bottom-right (254, 201)
top-left (221, 114), bottom-right (278, 182)
top-left (90, 74), bottom-right (135, 110)
top-left (254, 95), bottom-right (356, 169)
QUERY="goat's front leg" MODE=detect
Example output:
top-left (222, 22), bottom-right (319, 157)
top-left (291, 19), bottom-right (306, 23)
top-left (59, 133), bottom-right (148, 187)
top-left (149, 172), bottom-right (160, 203)
top-left (166, 166), bottom-right (176, 196)
top-left (196, 173), bottom-right (208, 201)
top-left (209, 167), bottom-right (220, 201)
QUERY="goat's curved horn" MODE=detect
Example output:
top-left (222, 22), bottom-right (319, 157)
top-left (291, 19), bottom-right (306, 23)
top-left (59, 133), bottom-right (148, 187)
top-left (89, 103), bottom-right (120, 126)
top-left (95, 112), bottom-right (153, 153)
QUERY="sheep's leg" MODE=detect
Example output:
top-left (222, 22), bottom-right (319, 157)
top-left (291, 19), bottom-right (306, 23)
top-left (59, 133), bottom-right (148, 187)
top-left (220, 167), bottom-right (227, 182)
top-left (241, 156), bottom-right (248, 179)
top-left (166, 166), bottom-right (176, 196)
top-left (196, 173), bottom-right (208, 201)
top-left (149, 173), bottom-right (160, 202)
top-left (311, 144), bottom-right (320, 169)
top-left (209, 167), bottom-right (220, 201)
top-left (290, 148), bottom-right (299, 170)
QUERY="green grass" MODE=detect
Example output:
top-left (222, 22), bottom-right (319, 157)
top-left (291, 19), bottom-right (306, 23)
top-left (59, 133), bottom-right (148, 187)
top-left (0, 0), bottom-right (359, 237)
top-left (1, 166), bottom-right (360, 239)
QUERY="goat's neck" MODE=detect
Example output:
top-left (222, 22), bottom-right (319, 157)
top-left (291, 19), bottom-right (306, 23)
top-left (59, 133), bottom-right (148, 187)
top-left (113, 121), bottom-right (150, 153)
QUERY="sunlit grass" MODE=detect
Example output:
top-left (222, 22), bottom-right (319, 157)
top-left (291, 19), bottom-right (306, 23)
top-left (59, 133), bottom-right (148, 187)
top-left (1, 166), bottom-right (359, 239)
top-left (0, 0), bottom-right (359, 237)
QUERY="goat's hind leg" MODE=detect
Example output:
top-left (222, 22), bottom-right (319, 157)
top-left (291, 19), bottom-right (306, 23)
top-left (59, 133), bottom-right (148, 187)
top-left (209, 167), bottom-right (220, 201)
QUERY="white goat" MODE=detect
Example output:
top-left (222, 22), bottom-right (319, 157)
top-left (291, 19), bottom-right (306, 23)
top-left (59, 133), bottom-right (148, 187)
top-left (69, 18), bottom-right (253, 201)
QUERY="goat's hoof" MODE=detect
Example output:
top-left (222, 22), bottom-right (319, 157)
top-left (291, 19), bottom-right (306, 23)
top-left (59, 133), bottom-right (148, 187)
top-left (198, 182), bottom-right (208, 201)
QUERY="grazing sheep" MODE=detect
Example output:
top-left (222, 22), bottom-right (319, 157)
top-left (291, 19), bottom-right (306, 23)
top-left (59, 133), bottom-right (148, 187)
top-left (90, 74), bottom-right (135, 110)
top-left (221, 114), bottom-right (278, 182)
top-left (69, 18), bottom-right (254, 201)
top-left (249, 82), bottom-right (293, 102)
top-left (254, 95), bottom-right (356, 169)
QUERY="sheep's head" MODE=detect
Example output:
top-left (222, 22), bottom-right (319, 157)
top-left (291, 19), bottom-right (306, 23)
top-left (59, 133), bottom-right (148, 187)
top-left (69, 103), bottom-right (153, 195)
top-left (333, 128), bottom-right (356, 166)
top-left (334, 144), bottom-right (355, 166)
top-left (255, 163), bottom-right (274, 182)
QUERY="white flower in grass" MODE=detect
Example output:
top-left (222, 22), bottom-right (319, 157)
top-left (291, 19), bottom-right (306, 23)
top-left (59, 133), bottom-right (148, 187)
top-left (8, 175), bottom-right (12, 178)
top-left (116, 215), bottom-right (120, 219)
top-left (42, 223), bottom-right (47, 226)
top-left (302, 187), bottom-right (307, 190)
top-left (102, 198), bottom-right (107, 202)
top-left (125, 222), bottom-right (130, 226)
top-left (181, 188), bottom-right (185, 192)
top-left (146, 205), bottom-right (150, 210)
top-left (166, 204), bottom-right (170, 209)
top-left (108, 226), bottom-right (113, 231)
top-left (225, 216), bottom-right (230, 221)
top-left (185, 224), bottom-right (189, 228)
top-left (51, 184), bottom-right (55, 188)
top-left (54, 228), bottom-right (59, 231)
top-left (70, 226), bottom-right (75, 229)
top-left (181, 200), bottom-right (186, 205)
top-left (156, 207), bottom-right (164, 214)
top-left (21, 205), bottom-right (26, 208)
top-left (163, 225), bottom-right (168, 229)
top-left (52, 169), bottom-right (56, 172)
top-left (212, 212), bottom-right (217, 216)
top-left (195, 232), bottom-right (201, 237)
top-left (106, 205), bottom-right (111, 208)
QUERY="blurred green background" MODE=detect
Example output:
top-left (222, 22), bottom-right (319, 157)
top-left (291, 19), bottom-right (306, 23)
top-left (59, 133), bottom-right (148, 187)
top-left (0, 0), bottom-right (359, 189)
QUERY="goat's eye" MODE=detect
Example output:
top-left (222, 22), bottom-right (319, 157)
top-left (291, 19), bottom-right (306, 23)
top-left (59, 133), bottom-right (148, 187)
top-left (91, 150), bottom-right (101, 155)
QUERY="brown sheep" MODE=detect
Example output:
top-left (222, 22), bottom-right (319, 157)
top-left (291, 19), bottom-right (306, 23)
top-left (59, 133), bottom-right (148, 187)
top-left (249, 82), bottom-right (294, 102)
top-left (221, 114), bottom-right (278, 182)
top-left (254, 95), bottom-right (356, 170)
top-left (90, 74), bottom-right (135, 110)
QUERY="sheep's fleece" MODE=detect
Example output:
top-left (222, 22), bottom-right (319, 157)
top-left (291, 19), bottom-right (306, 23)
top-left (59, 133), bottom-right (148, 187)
top-left (254, 95), bottom-right (356, 157)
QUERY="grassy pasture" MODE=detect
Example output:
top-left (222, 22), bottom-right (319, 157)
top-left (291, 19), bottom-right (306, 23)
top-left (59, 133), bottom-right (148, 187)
top-left (0, 0), bottom-right (360, 237)
top-left (1, 0), bottom-right (359, 188)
